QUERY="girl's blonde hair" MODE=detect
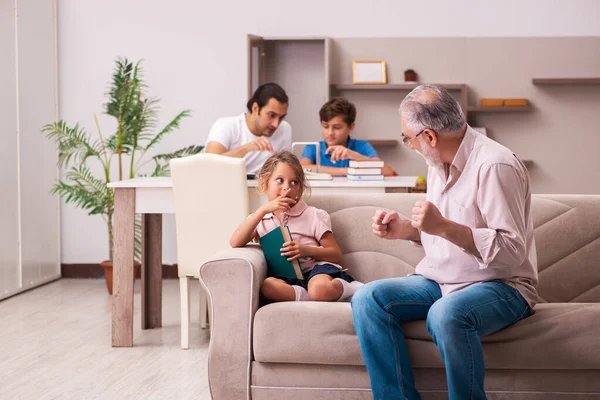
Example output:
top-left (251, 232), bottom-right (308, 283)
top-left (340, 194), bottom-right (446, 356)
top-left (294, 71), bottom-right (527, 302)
top-left (257, 150), bottom-right (311, 198)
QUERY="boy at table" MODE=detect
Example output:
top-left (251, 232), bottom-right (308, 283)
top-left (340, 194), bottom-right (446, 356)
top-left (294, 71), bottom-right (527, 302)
top-left (300, 97), bottom-right (395, 176)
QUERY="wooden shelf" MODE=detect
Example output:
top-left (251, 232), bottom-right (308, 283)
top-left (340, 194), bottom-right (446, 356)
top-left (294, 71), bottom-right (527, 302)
top-left (467, 105), bottom-right (532, 113)
top-left (368, 139), bottom-right (398, 147)
top-left (532, 78), bottom-right (600, 85)
top-left (331, 83), bottom-right (465, 91)
top-left (263, 36), bottom-right (328, 41)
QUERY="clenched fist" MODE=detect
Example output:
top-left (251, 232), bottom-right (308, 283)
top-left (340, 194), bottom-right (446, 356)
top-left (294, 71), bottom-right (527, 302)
top-left (372, 209), bottom-right (404, 240)
top-left (411, 201), bottom-right (446, 236)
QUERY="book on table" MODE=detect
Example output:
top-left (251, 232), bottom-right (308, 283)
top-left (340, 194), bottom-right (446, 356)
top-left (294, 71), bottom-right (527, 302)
top-left (347, 174), bottom-right (384, 181)
top-left (259, 226), bottom-right (304, 280)
top-left (349, 160), bottom-right (385, 168)
top-left (347, 167), bottom-right (382, 175)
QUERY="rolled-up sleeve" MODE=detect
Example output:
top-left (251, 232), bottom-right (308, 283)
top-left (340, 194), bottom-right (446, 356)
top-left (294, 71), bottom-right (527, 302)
top-left (314, 209), bottom-right (333, 241)
top-left (206, 118), bottom-right (232, 149)
top-left (472, 163), bottom-right (529, 269)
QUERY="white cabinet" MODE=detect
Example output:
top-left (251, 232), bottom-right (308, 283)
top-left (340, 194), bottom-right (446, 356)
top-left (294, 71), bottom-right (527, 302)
top-left (0, 0), bottom-right (60, 300)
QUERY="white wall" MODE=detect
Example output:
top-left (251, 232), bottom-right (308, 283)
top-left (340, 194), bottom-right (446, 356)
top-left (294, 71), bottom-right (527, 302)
top-left (58, 0), bottom-right (600, 264)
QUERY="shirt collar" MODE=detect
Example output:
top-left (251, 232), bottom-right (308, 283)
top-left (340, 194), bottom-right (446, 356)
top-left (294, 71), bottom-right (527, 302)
top-left (450, 125), bottom-right (477, 173)
top-left (262, 199), bottom-right (308, 220)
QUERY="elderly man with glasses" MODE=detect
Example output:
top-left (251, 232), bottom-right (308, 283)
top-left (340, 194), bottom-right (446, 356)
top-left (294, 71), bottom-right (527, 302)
top-left (351, 84), bottom-right (538, 400)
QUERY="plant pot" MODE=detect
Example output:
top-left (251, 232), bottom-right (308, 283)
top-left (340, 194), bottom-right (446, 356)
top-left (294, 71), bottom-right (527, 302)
top-left (100, 260), bottom-right (142, 295)
top-left (100, 260), bottom-right (114, 294)
top-left (404, 72), bottom-right (418, 82)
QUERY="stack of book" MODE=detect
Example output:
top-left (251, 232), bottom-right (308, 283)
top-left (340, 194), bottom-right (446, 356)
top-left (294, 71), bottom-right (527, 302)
top-left (347, 160), bottom-right (385, 181)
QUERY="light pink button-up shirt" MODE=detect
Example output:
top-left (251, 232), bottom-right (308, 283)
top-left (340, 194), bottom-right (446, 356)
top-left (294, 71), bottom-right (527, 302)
top-left (416, 126), bottom-right (538, 307)
top-left (256, 200), bottom-right (343, 273)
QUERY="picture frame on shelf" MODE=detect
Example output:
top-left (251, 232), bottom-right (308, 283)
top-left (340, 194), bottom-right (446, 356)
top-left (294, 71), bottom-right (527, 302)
top-left (352, 60), bottom-right (387, 84)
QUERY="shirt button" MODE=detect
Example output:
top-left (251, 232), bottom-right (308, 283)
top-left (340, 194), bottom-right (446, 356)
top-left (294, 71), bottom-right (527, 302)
top-left (428, 264), bottom-right (434, 268)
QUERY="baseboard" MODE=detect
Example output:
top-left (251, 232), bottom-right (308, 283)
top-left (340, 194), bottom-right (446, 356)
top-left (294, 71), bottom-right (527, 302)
top-left (61, 263), bottom-right (179, 279)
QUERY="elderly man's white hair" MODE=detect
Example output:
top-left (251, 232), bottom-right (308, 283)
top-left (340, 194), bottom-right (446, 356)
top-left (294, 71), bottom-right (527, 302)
top-left (399, 84), bottom-right (466, 137)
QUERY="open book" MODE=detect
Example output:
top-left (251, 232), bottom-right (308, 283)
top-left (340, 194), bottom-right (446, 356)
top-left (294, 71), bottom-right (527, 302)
top-left (259, 226), bottom-right (304, 280)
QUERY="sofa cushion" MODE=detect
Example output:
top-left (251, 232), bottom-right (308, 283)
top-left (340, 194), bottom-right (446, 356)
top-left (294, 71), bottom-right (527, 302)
top-left (253, 302), bottom-right (600, 369)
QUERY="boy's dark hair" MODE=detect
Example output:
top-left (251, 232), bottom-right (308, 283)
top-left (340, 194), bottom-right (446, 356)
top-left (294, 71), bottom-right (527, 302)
top-left (319, 97), bottom-right (357, 125)
top-left (246, 83), bottom-right (289, 112)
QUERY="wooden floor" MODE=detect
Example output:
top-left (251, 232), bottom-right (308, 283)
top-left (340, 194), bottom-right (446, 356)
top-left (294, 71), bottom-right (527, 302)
top-left (0, 278), bottom-right (211, 400)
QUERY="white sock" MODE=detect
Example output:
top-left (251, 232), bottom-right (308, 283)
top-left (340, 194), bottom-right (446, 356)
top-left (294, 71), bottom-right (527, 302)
top-left (335, 279), bottom-right (364, 302)
top-left (292, 285), bottom-right (310, 301)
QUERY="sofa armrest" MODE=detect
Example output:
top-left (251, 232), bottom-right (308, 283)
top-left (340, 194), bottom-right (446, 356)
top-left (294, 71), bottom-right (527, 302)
top-left (199, 245), bottom-right (267, 400)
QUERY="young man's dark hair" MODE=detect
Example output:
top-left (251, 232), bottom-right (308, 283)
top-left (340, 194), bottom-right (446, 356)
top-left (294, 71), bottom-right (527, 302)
top-left (246, 83), bottom-right (289, 112)
top-left (319, 97), bottom-right (357, 125)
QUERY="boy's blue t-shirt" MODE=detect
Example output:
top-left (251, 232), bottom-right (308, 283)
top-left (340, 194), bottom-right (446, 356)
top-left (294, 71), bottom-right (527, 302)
top-left (299, 137), bottom-right (378, 168)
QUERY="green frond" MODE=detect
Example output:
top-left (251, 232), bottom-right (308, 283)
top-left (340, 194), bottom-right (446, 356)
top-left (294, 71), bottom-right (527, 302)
top-left (91, 136), bottom-right (109, 158)
top-left (144, 110), bottom-right (192, 150)
top-left (65, 165), bottom-right (109, 197)
top-left (152, 144), bottom-right (204, 162)
top-left (42, 121), bottom-right (100, 167)
top-left (51, 165), bottom-right (113, 216)
top-left (105, 57), bottom-right (137, 119)
top-left (104, 58), bottom-right (161, 158)
top-left (127, 97), bottom-right (160, 149)
top-left (51, 180), bottom-right (110, 216)
top-left (150, 162), bottom-right (171, 177)
top-left (149, 144), bottom-right (203, 177)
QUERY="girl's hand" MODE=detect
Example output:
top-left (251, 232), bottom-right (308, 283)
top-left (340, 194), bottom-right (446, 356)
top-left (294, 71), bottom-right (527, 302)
top-left (260, 188), bottom-right (297, 215)
top-left (280, 241), bottom-right (308, 261)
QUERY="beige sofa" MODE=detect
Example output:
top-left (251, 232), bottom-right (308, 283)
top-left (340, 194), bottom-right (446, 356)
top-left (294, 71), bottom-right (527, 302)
top-left (200, 194), bottom-right (600, 400)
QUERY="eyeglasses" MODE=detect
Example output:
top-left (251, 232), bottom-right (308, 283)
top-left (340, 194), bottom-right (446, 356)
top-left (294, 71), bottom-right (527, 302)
top-left (402, 128), bottom-right (427, 146)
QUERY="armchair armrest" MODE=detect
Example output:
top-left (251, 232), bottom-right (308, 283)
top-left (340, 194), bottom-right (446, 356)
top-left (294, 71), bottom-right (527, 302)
top-left (199, 245), bottom-right (267, 400)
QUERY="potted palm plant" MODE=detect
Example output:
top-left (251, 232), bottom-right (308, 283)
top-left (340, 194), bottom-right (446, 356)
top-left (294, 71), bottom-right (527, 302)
top-left (43, 57), bottom-right (202, 294)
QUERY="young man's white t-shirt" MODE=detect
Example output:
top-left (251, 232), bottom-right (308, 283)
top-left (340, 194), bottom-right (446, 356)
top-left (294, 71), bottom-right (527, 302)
top-left (205, 113), bottom-right (292, 174)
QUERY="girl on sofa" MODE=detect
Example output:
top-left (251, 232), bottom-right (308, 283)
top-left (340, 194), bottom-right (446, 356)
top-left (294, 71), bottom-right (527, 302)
top-left (230, 150), bottom-right (363, 302)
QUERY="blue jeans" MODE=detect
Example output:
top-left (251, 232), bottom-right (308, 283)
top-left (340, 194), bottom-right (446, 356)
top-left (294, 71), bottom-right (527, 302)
top-left (351, 275), bottom-right (531, 400)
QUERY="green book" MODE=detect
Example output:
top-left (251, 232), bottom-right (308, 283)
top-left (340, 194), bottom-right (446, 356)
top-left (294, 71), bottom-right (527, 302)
top-left (259, 226), bottom-right (304, 280)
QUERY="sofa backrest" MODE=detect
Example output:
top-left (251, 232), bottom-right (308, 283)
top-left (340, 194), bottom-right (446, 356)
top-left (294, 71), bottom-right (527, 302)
top-left (306, 193), bottom-right (600, 304)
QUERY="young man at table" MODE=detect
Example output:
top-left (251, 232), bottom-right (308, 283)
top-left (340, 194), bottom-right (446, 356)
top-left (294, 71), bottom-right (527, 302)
top-left (204, 83), bottom-right (292, 174)
top-left (300, 97), bottom-right (395, 176)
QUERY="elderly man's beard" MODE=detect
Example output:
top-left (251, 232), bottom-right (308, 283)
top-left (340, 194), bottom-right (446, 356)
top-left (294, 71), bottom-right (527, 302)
top-left (415, 135), bottom-right (442, 168)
